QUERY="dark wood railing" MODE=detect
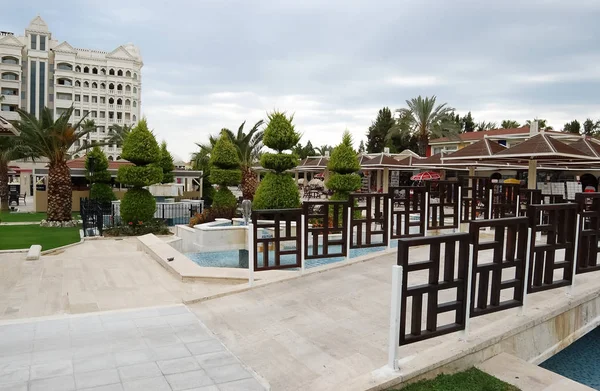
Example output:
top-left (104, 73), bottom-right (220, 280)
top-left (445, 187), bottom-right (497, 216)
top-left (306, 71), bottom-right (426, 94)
top-left (252, 209), bottom-right (302, 271)
top-left (303, 200), bottom-right (347, 259)
top-left (461, 177), bottom-right (490, 222)
top-left (575, 193), bottom-right (600, 274)
top-left (349, 193), bottom-right (388, 248)
top-left (389, 186), bottom-right (426, 239)
top-left (491, 183), bottom-right (520, 219)
top-left (427, 181), bottom-right (459, 230)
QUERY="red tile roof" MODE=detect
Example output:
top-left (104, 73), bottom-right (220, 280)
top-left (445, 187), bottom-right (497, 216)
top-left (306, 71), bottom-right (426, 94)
top-left (429, 126), bottom-right (562, 144)
top-left (66, 156), bottom-right (133, 170)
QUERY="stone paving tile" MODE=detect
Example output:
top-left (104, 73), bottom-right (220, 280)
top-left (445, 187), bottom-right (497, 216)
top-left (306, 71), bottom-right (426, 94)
top-left (186, 340), bottom-right (226, 356)
top-left (29, 374), bottom-right (76, 391)
top-left (217, 378), bottom-right (266, 391)
top-left (195, 352), bottom-right (239, 369)
top-left (151, 343), bottom-right (191, 361)
top-left (0, 382), bottom-right (28, 391)
top-left (122, 376), bottom-right (171, 391)
top-left (114, 349), bottom-right (155, 367)
top-left (0, 367), bottom-right (29, 386)
top-left (157, 357), bottom-right (201, 375)
top-left (74, 368), bottom-right (120, 389)
top-left (30, 359), bottom-right (73, 380)
top-left (204, 363), bottom-right (252, 385)
top-left (73, 353), bottom-right (117, 373)
top-left (165, 369), bottom-right (214, 390)
top-left (117, 362), bottom-right (162, 382)
top-left (79, 384), bottom-right (123, 391)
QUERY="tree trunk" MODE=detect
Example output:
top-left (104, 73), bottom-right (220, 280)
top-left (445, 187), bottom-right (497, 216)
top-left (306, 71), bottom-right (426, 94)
top-left (47, 161), bottom-right (73, 221)
top-left (0, 161), bottom-right (8, 212)
top-left (240, 166), bottom-right (258, 200)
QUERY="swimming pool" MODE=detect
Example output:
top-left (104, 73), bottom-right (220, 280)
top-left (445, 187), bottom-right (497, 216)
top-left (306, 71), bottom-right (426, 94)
top-left (539, 327), bottom-right (600, 389)
top-left (185, 243), bottom-right (390, 269)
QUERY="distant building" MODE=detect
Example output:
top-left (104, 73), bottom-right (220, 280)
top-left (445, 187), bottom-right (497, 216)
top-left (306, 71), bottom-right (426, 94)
top-left (0, 16), bottom-right (143, 160)
top-left (427, 126), bottom-right (563, 156)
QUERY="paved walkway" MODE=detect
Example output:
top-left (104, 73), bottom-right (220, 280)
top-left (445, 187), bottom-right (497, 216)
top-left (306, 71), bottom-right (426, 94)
top-left (0, 305), bottom-right (267, 391)
top-left (0, 239), bottom-right (243, 320)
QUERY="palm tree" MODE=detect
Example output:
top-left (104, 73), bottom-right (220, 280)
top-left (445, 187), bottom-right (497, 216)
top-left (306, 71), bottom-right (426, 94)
top-left (501, 120), bottom-right (521, 129)
top-left (13, 106), bottom-right (97, 221)
top-left (526, 118), bottom-right (554, 131)
top-left (476, 121), bottom-right (498, 132)
top-left (0, 136), bottom-right (25, 211)
top-left (107, 123), bottom-right (133, 149)
top-left (393, 95), bottom-right (459, 156)
top-left (315, 145), bottom-right (332, 156)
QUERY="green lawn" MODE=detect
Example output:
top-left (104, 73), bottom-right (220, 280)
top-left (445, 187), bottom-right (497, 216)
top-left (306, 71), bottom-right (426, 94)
top-left (0, 225), bottom-right (81, 251)
top-left (0, 212), bottom-right (80, 223)
top-left (395, 368), bottom-right (519, 391)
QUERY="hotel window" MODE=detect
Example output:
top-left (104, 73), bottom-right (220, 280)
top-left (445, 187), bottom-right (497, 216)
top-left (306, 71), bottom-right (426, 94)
top-left (75, 94), bottom-right (80, 102)
top-left (100, 97), bottom-right (106, 104)
top-left (92, 96), bottom-right (97, 103)
top-left (83, 95), bottom-right (89, 103)
top-left (74, 109), bottom-right (81, 116)
top-left (40, 35), bottom-right (46, 51)
top-left (30, 34), bottom-right (37, 50)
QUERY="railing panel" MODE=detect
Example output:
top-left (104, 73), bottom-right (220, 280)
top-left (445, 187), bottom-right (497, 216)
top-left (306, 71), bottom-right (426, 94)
top-left (519, 189), bottom-right (542, 217)
top-left (389, 186), bottom-right (425, 238)
top-left (252, 209), bottom-right (302, 271)
top-left (469, 217), bottom-right (529, 317)
top-left (349, 193), bottom-right (388, 248)
top-left (575, 193), bottom-right (600, 274)
top-left (303, 201), bottom-right (348, 259)
top-left (461, 177), bottom-right (490, 222)
top-left (397, 233), bottom-right (470, 345)
top-left (491, 183), bottom-right (520, 219)
top-left (427, 181), bottom-right (459, 230)
top-left (527, 203), bottom-right (577, 293)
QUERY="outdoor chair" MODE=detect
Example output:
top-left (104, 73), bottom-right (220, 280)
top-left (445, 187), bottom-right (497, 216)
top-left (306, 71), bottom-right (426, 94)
top-left (19, 193), bottom-right (26, 205)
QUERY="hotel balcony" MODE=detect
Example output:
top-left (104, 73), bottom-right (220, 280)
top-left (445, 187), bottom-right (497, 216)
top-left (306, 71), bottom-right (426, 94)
top-left (0, 94), bottom-right (19, 105)
top-left (116, 105), bottom-right (122, 110)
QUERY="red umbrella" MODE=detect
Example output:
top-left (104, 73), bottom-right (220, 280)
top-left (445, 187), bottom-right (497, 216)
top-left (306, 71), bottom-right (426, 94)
top-left (411, 171), bottom-right (441, 181)
top-left (314, 173), bottom-right (325, 178)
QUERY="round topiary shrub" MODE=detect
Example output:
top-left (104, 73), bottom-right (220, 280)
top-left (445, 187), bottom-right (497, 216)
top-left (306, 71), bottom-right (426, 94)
top-left (253, 172), bottom-right (300, 209)
top-left (120, 188), bottom-right (156, 224)
top-left (326, 130), bottom-right (361, 200)
top-left (213, 187), bottom-right (238, 209)
top-left (121, 119), bottom-right (161, 165)
top-left (209, 132), bottom-right (241, 213)
top-left (209, 168), bottom-right (242, 187)
top-left (117, 165), bottom-right (163, 188)
top-left (90, 183), bottom-right (116, 204)
top-left (253, 112), bottom-right (301, 210)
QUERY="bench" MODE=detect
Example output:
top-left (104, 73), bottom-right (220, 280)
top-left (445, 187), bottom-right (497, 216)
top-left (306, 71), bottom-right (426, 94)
top-left (26, 245), bottom-right (42, 261)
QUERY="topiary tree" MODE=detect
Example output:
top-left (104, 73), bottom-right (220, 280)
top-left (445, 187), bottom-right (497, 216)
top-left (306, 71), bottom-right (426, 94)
top-left (253, 111), bottom-right (301, 209)
top-left (86, 146), bottom-right (116, 204)
top-left (117, 119), bottom-right (163, 224)
top-left (209, 131), bottom-right (241, 213)
top-left (326, 130), bottom-right (362, 203)
top-left (159, 141), bottom-right (175, 184)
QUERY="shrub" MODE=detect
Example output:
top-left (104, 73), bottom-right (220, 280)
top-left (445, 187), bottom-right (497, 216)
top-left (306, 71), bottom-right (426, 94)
top-left (213, 186), bottom-right (237, 209)
top-left (159, 141), bottom-right (175, 184)
top-left (253, 172), bottom-right (300, 209)
top-left (104, 218), bottom-right (170, 236)
top-left (327, 140), bottom-right (360, 174)
top-left (209, 168), bottom-right (242, 187)
top-left (90, 183), bottom-right (116, 204)
top-left (262, 112), bottom-right (300, 152)
top-left (120, 119), bottom-right (160, 165)
top-left (117, 165), bottom-right (163, 188)
top-left (260, 153), bottom-right (298, 173)
top-left (326, 130), bottom-right (361, 202)
top-left (85, 146), bottom-right (111, 183)
top-left (326, 173), bottom-right (362, 195)
top-left (120, 188), bottom-right (156, 224)
top-left (210, 133), bottom-right (240, 169)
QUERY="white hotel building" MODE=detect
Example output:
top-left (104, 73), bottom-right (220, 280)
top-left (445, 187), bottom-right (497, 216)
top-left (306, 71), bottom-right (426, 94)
top-left (0, 16), bottom-right (143, 160)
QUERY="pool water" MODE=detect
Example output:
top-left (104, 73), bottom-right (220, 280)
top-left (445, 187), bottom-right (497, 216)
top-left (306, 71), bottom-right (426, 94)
top-left (539, 327), bottom-right (600, 389)
top-left (185, 243), bottom-right (392, 269)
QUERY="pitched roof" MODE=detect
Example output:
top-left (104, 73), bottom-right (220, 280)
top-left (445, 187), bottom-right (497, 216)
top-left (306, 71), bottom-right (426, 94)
top-left (429, 126), bottom-right (562, 144)
top-left (493, 133), bottom-right (595, 160)
top-left (567, 137), bottom-right (600, 158)
top-left (444, 138), bottom-right (507, 160)
top-left (66, 156), bottom-right (133, 170)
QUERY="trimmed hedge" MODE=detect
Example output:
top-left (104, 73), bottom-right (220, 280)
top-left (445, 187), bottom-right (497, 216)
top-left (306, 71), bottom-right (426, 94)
top-left (262, 112), bottom-right (300, 152)
top-left (326, 130), bottom-right (362, 201)
top-left (213, 186), bottom-right (238, 209)
top-left (253, 173), bottom-right (300, 209)
top-left (209, 167), bottom-right (242, 187)
top-left (90, 183), bottom-right (116, 203)
top-left (120, 188), bottom-right (156, 224)
top-left (159, 141), bottom-right (175, 184)
top-left (326, 173), bottom-right (362, 194)
top-left (117, 165), bottom-right (163, 187)
top-left (328, 144), bottom-right (360, 174)
top-left (121, 119), bottom-right (160, 165)
top-left (210, 134), bottom-right (240, 169)
top-left (85, 146), bottom-right (111, 183)
top-left (260, 153), bottom-right (298, 173)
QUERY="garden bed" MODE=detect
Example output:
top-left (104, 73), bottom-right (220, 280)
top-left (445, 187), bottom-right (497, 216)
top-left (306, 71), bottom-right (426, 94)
top-left (394, 368), bottom-right (519, 391)
top-left (0, 225), bottom-right (81, 251)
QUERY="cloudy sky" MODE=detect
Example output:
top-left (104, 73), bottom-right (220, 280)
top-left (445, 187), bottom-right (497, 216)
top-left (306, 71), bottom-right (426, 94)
top-left (4, 0), bottom-right (600, 160)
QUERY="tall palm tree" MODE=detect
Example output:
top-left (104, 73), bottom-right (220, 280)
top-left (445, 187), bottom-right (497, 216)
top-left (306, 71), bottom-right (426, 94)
top-left (501, 120), bottom-right (521, 129)
top-left (526, 118), bottom-right (554, 131)
top-left (13, 106), bottom-right (97, 221)
top-left (315, 145), bottom-right (332, 156)
top-left (476, 121), bottom-right (498, 132)
top-left (0, 136), bottom-right (25, 211)
top-left (394, 95), bottom-right (459, 156)
top-left (107, 123), bottom-right (133, 149)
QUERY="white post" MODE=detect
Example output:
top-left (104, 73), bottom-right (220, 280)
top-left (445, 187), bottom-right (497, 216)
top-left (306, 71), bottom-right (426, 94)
top-left (486, 188), bottom-right (493, 232)
top-left (346, 207), bottom-right (352, 260)
top-left (457, 185), bottom-right (462, 233)
top-left (424, 191), bottom-right (430, 237)
top-left (460, 243), bottom-right (474, 341)
top-left (515, 194), bottom-right (520, 216)
top-left (520, 227), bottom-right (533, 316)
top-left (247, 224), bottom-right (254, 287)
top-left (388, 265), bottom-right (403, 370)
top-left (300, 214), bottom-right (306, 274)
top-left (568, 213), bottom-right (581, 296)
top-left (387, 198), bottom-right (392, 249)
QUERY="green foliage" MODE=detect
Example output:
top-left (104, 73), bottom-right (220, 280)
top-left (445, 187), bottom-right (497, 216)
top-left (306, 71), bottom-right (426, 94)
top-left (262, 111), bottom-right (300, 152)
top-left (210, 132), bottom-right (241, 169)
top-left (462, 111), bottom-right (476, 132)
top-left (209, 168), bottom-right (242, 186)
top-left (202, 182), bottom-right (215, 208)
top-left (260, 153), bottom-right (298, 173)
top-left (212, 186), bottom-right (238, 209)
top-left (103, 219), bottom-right (170, 237)
top-left (326, 173), bottom-right (361, 194)
top-left (120, 119), bottom-right (160, 165)
top-left (120, 188), bottom-right (156, 224)
top-left (501, 120), bottom-right (521, 129)
top-left (292, 141), bottom-right (315, 159)
top-left (159, 141), bottom-right (175, 184)
top-left (90, 183), bottom-right (116, 203)
top-left (253, 173), bottom-right (300, 209)
top-left (583, 118), bottom-right (599, 136)
top-left (85, 146), bottom-right (110, 183)
top-left (563, 119), bottom-right (581, 134)
top-left (358, 140), bottom-right (365, 153)
top-left (117, 165), bottom-right (163, 188)
top-left (328, 132), bottom-right (360, 174)
top-left (366, 107), bottom-right (395, 153)
top-left (396, 368), bottom-right (519, 391)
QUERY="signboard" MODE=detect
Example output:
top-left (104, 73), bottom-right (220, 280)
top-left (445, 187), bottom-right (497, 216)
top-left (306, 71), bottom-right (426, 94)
top-left (390, 171), bottom-right (400, 187)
